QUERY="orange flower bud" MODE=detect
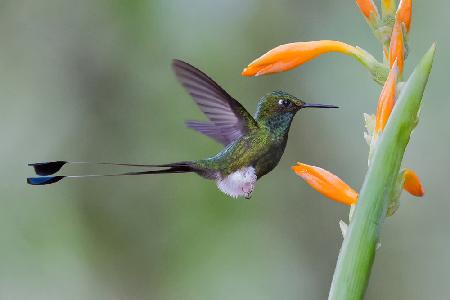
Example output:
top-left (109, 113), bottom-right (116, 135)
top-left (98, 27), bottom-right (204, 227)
top-left (382, 0), bottom-right (396, 16)
top-left (403, 169), bottom-right (424, 196)
top-left (375, 62), bottom-right (398, 134)
top-left (396, 0), bottom-right (412, 32)
top-left (389, 20), bottom-right (404, 74)
top-left (355, 0), bottom-right (380, 20)
top-left (292, 163), bottom-right (358, 206)
top-left (241, 41), bottom-right (360, 76)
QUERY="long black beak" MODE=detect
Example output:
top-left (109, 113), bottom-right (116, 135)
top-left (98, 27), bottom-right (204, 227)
top-left (302, 103), bottom-right (339, 109)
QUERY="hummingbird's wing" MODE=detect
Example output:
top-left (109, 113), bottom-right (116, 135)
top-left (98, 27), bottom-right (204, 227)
top-left (172, 59), bottom-right (258, 145)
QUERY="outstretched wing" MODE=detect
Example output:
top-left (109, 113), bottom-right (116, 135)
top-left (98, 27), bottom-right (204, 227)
top-left (172, 59), bottom-right (258, 145)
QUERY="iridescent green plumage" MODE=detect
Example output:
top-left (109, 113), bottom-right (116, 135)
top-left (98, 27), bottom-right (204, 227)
top-left (195, 91), bottom-right (304, 179)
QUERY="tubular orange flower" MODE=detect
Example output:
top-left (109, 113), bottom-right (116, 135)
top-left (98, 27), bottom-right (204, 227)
top-left (396, 0), bottom-right (412, 32)
top-left (403, 168), bottom-right (425, 196)
top-left (375, 62), bottom-right (398, 134)
top-left (292, 163), bottom-right (358, 206)
top-left (242, 41), bottom-right (359, 76)
top-left (241, 40), bottom-right (388, 84)
top-left (292, 163), bottom-right (424, 210)
top-left (355, 0), bottom-right (379, 20)
top-left (389, 20), bottom-right (404, 74)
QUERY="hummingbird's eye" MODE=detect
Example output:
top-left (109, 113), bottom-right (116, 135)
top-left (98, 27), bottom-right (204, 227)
top-left (278, 99), bottom-right (291, 108)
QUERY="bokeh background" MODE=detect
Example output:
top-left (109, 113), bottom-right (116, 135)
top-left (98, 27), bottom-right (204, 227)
top-left (1, 0), bottom-right (448, 299)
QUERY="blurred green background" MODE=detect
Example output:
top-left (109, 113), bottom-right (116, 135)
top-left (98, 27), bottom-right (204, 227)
top-left (1, 0), bottom-right (448, 299)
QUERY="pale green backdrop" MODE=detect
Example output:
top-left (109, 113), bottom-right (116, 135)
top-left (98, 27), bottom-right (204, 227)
top-left (1, 1), bottom-right (448, 299)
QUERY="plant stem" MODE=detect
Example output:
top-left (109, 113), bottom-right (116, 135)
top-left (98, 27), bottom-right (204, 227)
top-left (328, 44), bottom-right (435, 300)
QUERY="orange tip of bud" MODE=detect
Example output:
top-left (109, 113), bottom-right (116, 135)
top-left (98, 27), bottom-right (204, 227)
top-left (389, 20), bottom-right (405, 74)
top-left (292, 163), bottom-right (358, 206)
top-left (355, 0), bottom-right (379, 19)
top-left (382, 0), bottom-right (396, 14)
top-left (375, 62), bottom-right (398, 134)
top-left (241, 41), bottom-right (358, 76)
top-left (396, 0), bottom-right (412, 32)
top-left (403, 169), bottom-right (425, 197)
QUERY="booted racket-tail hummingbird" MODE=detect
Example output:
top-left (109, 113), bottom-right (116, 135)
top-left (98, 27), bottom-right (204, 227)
top-left (27, 60), bottom-right (338, 199)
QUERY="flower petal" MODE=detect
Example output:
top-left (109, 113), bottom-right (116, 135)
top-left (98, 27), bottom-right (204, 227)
top-left (375, 62), bottom-right (398, 134)
top-left (292, 163), bottom-right (358, 205)
top-left (403, 168), bottom-right (424, 196)
top-left (242, 41), bottom-right (359, 76)
top-left (389, 20), bottom-right (405, 75)
top-left (382, 0), bottom-right (396, 16)
top-left (355, 0), bottom-right (380, 19)
top-left (396, 0), bottom-right (412, 32)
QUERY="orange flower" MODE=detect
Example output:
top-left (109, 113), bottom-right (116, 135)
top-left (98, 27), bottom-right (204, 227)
top-left (375, 62), bottom-right (398, 134)
top-left (292, 163), bottom-right (424, 207)
top-left (389, 20), bottom-right (404, 74)
top-left (403, 169), bottom-right (424, 196)
top-left (242, 41), bottom-right (361, 76)
top-left (292, 163), bottom-right (358, 205)
top-left (356, 0), bottom-right (379, 19)
top-left (396, 0), bottom-right (412, 32)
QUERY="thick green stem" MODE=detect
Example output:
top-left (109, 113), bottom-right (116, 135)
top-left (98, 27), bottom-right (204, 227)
top-left (328, 44), bottom-right (435, 300)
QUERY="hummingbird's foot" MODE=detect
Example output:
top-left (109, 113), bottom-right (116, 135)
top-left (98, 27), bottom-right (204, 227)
top-left (242, 182), bottom-right (255, 199)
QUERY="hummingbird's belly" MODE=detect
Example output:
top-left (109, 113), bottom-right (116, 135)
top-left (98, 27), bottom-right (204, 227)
top-left (216, 166), bottom-right (257, 199)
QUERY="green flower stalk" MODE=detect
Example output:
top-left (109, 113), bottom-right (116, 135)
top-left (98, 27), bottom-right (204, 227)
top-left (329, 44), bottom-right (435, 299)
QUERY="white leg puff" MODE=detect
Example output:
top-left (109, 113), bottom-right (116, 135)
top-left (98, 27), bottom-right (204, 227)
top-left (216, 167), bottom-right (257, 199)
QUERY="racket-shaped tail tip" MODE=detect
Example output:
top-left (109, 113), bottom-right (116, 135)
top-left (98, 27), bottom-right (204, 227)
top-left (28, 161), bottom-right (67, 176)
top-left (27, 176), bottom-right (65, 185)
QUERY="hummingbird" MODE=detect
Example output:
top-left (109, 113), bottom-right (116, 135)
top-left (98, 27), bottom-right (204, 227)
top-left (27, 59), bottom-right (338, 199)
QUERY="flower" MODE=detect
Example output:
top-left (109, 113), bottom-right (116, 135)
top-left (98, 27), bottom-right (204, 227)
top-left (292, 163), bottom-right (424, 208)
top-left (375, 61), bottom-right (398, 134)
top-left (291, 163), bottom-right (358, 205)
top-left (389, 20), bottom-right (405, 74)
top-left (241, 40), bottom-right (388, 83)
top-left (387, 168), bottom-right (425, 215)
top-left (242, 41), bottom-right (358, 76)
top-left (403, 168), bottom-right (425, 196)
top-left (355, 0), bottom-right (380, 23)
top-left (396, 0), bottom-right (412, 32)
top-left (382, 0), bottom-right (396, 16)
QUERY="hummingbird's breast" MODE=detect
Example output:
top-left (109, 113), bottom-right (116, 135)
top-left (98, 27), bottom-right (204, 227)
top-left (253, 134), bottom-right (288, 178)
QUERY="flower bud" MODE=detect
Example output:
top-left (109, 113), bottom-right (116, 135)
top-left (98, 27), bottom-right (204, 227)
top-left (382, 0), bottom-right (397, 17)
top-left (396, 0), bottom-right (412, 33)
top-left (355, 0), bottom-right (380, 26)
top-left (375, 62), bottom-right (398, 135)
top-left (403, 168), bottom-right (424, 196)
top-left (292, 163), bottom-right (358, 206)
top-left (389, 20), bottom-right (405, 75)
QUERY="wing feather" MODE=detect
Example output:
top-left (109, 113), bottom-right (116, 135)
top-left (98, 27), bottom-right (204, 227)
top-left (172, 59), bottom-right (257, 145)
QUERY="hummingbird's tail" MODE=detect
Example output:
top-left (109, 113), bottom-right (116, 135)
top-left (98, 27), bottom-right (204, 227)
top-left (27, 160), bottom-right (196, 186)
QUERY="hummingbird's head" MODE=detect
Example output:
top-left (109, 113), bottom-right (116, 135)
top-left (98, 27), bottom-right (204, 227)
top-left (254, 91), bottom-right (338, 128)
top-left (255, 91), bottom-right (303, 118)
top-left (256, 91), bottom-right (338, 117)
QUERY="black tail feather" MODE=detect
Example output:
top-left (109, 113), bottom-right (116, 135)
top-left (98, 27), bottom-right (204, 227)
top-left (27, 162), bottom-right (196, 186)
top-left (27, 176), bottom-right (65, 185)
top-left (28, 160), bottom-right (193, 176)
top-left (29, 161), bottom-right (67, 176)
